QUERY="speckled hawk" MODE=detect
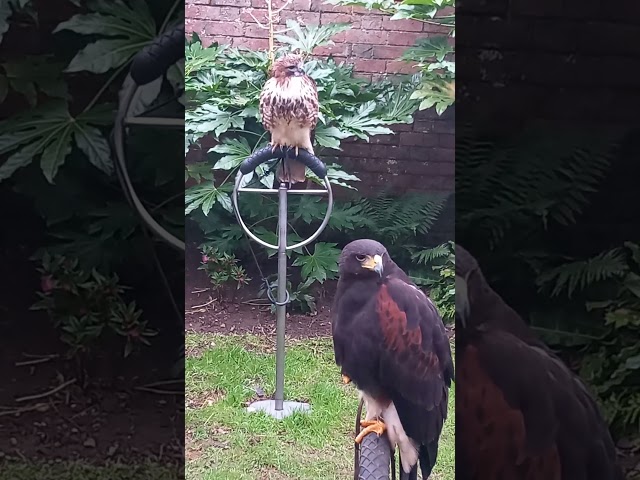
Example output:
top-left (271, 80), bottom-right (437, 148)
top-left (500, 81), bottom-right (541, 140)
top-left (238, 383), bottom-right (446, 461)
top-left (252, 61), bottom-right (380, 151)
top-left (259, 53), bottom-right (319, 184)
top-left (331, 239), bottom-right (454, 479)
top-left (455, 244), bottom-right (624, 480)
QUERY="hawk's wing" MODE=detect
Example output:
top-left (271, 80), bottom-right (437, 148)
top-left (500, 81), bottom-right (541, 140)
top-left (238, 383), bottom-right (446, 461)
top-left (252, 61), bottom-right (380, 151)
top-left (458, 328), bottom-right (622, 480)
top-left (375, 277), bottom-right (454, 443)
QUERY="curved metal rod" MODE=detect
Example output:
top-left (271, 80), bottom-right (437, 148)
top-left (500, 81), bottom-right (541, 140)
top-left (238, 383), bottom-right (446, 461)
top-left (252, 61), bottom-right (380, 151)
top-left (232, 171), bottom-right (333, 251)
top-left (113, 75), bottom-right (185, 252)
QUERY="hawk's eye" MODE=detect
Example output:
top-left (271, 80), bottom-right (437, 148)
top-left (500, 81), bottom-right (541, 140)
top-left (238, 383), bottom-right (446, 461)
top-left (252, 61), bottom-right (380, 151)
top-left (355, 254), bottom-right (366, 262)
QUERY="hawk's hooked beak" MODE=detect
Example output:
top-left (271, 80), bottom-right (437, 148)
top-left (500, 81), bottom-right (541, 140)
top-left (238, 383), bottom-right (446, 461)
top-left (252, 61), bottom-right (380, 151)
top-left (294, 66), bottom-right (304, 76)
top-left (455, 274), bottom-right (469, 326)
top-left (362, 254), bottom-right (384, 276)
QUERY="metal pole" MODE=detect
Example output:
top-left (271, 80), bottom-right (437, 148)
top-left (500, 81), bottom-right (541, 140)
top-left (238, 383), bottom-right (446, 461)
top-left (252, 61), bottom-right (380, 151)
top-left (274, 183), bottom-right (287, 411)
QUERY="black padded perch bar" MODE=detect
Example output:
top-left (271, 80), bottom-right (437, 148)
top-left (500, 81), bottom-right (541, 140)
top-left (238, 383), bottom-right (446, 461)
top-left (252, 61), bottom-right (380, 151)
top-left (130, 23), bottom-right (185, 86)
top-left (239, 145), bottom-right (328, 179)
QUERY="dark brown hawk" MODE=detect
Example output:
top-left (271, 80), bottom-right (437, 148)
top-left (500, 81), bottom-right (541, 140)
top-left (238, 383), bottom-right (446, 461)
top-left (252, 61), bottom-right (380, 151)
top-left (259, 53), bottom-right (319, 184)
top-left (332, 239), bottom-right (454, 479)
top-left (455, 244), bottom-right (624, 480)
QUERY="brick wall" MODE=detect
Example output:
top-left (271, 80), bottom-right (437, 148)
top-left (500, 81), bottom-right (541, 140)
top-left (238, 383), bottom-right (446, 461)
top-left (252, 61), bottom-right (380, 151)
top-left (185, 0), bottom-right (455, 211)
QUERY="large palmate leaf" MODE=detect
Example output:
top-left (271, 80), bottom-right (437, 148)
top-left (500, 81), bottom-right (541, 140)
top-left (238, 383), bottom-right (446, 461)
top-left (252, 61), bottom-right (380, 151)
top-left (0, 56), bottom-right (69, 106)
top-left (54, 0), bottom-right (157, 74)
top-left (185, 183), bottom-right (233, 216)
top-left (339, 101), bottom-right (394, 140)
top-left (275, 20), bottom-right (351, 56)
top-left (0, 100), bottom-right (113, 182)
top-left (292, 242), bottom-right (341, 283)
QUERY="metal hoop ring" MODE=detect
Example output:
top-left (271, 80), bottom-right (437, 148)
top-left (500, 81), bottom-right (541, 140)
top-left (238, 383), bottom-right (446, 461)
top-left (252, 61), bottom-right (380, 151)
top-left (232, 171), bottom-right (334, 251)
top-left (113, 75), bottom-right (185, 252)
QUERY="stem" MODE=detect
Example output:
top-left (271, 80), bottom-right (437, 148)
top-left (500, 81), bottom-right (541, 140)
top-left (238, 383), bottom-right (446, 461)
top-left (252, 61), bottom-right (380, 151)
top-left (159, 0), bottom-right (182, 34)
top-left (82, 62), bottom-right (130, 115)
top-left (267, 0), bottom-right (274, 64)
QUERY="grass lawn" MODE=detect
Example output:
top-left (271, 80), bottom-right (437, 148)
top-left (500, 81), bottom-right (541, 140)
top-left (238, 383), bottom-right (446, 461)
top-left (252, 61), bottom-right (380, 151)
top-left (0, 461), bottom-right (180, 480)
top-left (185, 333), bottom-right (455, 480)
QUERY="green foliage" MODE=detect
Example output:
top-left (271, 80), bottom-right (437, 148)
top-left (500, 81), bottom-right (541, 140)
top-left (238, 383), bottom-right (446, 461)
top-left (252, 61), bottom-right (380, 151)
top-left (576, 243), bottom-right (640, 434)
top-left (275, 20), bottom-right (352, 56)
top-left (409, 241), bottom-right (455, 322)
top-left (32, 253), bottom-right (156, 359)
top-left (199, 245), bottom-right (251, 291)
top-left (54, 0), bottom-right (158, 74)
top-left (325, 0), bottom-right (455, 113)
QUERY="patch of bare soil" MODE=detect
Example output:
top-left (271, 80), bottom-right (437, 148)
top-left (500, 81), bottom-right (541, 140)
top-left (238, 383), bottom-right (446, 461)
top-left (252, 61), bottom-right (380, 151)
top-left (185, 241), bottom-right (333, 338)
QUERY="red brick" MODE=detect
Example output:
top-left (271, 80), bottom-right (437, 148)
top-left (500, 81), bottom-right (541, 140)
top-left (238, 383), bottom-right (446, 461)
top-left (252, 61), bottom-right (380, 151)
top-left (240, 8), bottom-right (268, 23)
top-left (235, 37), bottom-right (270, 50)
top-left (369, 134), bottom-right (397, 146)
top-left (399, 132), bottom-right (438, 147)
top-left (391, 123), bottom-right (413, 132)
top-left (212, 0), bottom-right (251, 6)
top-left (413, 121), bottom-right (434, 133)
top-left (386, 60), bottom-right (418, 74)
top-left (428, 148), bottom-right (453, 163)
top-left (344, 29), bottom-right (388, 45)
top-left (411, 175), bottom-right (452, 191)
top-left (351, 43), bottom-right (374, 59)
top-left (438, 134), bottom-right (454, 149)
top-left (201, 35), bottom-right (223, 47)
top-left (310, 0), bottom-right (351, 13)
top-left (382, 17), bottom-right (423, 32)
top-left (352, 5), bottom-right (384, 16)
top-left (320, 12), bottom-right (355, 26)
top-left (369, 144), bottom-right (400, 159)
top-left (387, 31), bottom-right (422, 46)
top-left (186, 4), bottom-right (219, 19)
top-left (431, 121), bottom-right (454, 134)
top-left (206, 21), bottom-right (243, 36)
top-left (422, 23), bottom-right (451, 35)
top-left (185, 19), bottom-right (208, 35)
top-left (314, 43), bottom-right (351, 57)
top-left (359, 16), bottom-right (383, 30)
top-left (277, 10), bottom-right (319, 25)
top-left (341, 143), bottom-right (372, 158)
top-left (291, 0), bottom-right (312, 9)
top-left (214, 6), bottom-right (242, 20)
top-left (372, 45), bottom-right (405, 59)
top-left (353, 59), bottom-right (386, 73)
top-left (244, 24), bottom-right (269, 38)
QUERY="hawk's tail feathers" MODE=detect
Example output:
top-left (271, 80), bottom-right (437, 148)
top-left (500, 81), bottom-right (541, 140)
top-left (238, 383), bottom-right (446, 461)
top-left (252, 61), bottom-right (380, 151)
top-left (418, 441), bottom-right (439, 479)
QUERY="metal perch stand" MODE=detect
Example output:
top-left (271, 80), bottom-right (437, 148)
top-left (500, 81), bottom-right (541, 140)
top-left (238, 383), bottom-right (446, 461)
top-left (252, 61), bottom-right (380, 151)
top-left (232, 147), bottom-right (333, 419)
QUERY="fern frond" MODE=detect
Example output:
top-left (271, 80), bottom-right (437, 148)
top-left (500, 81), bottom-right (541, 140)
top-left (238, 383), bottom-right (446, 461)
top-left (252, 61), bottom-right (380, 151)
top-left (536, 248), bottom-right (629, 298)
top-left (357, 192), bottom-right (447, 242)
top-left (411, 243), bottom-right (451, 265)
top-left (456, 129), bottom-right (614, 249)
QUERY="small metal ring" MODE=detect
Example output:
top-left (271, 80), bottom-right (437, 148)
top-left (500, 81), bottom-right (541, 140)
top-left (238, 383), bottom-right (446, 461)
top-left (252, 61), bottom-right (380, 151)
top-left (265, 279), bottom-right (291, 306)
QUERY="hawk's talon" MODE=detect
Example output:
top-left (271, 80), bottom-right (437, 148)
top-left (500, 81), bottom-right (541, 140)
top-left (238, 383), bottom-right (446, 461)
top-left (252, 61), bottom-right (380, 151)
top-left (294, 146), bottom-right (299, 157)
top-left (342, 374), bottom-right (351, 385)
top-left (355, 419), bottom-right (386, 443)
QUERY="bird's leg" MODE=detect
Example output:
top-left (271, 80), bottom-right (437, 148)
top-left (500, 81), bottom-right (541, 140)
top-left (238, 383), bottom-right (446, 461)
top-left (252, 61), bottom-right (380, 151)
top-left (342, 374), bottom-right (351, 385)
top-left (355, 417), bottom-right (387, 444)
